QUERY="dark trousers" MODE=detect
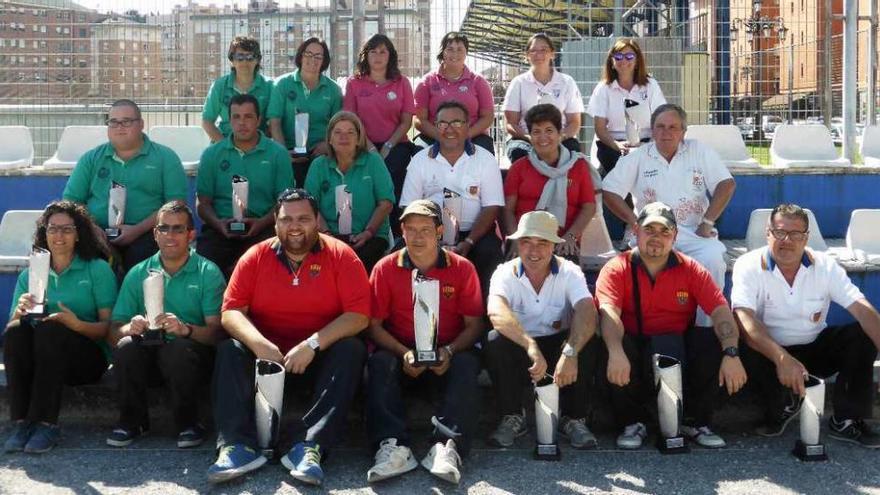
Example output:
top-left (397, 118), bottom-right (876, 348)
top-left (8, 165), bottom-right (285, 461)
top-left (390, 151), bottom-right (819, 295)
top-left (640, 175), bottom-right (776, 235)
top-left (603, 327), bottom-right (723, 429)
top-left (485, 330), bottom-right (598, 420)
top-left (374, 141), bottom-right (421, 237)
top-left (460, 229), bottom-right (503, 302)
top-left (743, 323), bottom-right (877, 421)
top-left (416, 134), bottom-right (495, 155)
top-left (366, 348), bottom-right (480, 455)
top-left (505, 137), bottom-right (581, 164)
top-left (291, 156), bottom-right (315, 191)
top-left (117, 231), bottom-right (159, 274)
top-left (212, 337), bottom-right (366, 450)
top-left (352, 236), bottom-right (389, 276)
top-left (4, 319), bottom-right (107, 424)
top-left (197, 225), bottom-right (275, 278)
top-left (113, 336), bottom-right (215, 432)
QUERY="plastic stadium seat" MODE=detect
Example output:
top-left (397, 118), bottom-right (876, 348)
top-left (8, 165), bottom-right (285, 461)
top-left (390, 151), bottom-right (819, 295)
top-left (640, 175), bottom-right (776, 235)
top-left (745, 208), bottom-right (827, 252)
top-left (769, 124), bottom-right (851, 168)
top-left (860, 125), bottom-right (880, 167)
top-left (42, 126), bottom-right (106, 170)
top-left (846, 209), bottom-right (880, 262)
top-left (0, 126), bottom-right (34, 170)
top-left (0, 210), bottom-right (42, 268)
top-left (148, 126), bottom-right (211, 172)
top-left (684, 125), bottom-right (760, 168)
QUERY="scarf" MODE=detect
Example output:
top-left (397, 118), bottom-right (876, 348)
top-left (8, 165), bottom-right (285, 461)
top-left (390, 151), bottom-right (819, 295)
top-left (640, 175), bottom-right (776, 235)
top-left (528, 145), bottom-right (581, 227)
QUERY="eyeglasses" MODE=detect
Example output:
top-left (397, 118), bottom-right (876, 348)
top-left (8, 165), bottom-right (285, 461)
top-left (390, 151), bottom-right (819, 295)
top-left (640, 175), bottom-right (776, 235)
top-left (232, 53), bottom-right (257, 62)
top-left (46, 224), bottom-right (76, 235)
top-left (156, 224), bottom-right (190, 235)
top-left (527, 48), bottom-right (551, 55)
top-left (436, 120), bottom-right (466, 130)
top-left (768, 228), bottom-right (808, 241)
top-left (106, 118), bottom-right (140, 128)
top-left (302, 51), bottom-right (324, 61)
top-left (612, 52), bottom-right (637, 61)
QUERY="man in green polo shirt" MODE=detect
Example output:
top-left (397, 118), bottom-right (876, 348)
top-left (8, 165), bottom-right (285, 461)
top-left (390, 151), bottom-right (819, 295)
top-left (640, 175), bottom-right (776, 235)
top-left (62, 99), bottom-right (188, 272)
top-left (197, 93), bottom-right (294, 277)
top-left (106, 201), bottom-right (225, 449)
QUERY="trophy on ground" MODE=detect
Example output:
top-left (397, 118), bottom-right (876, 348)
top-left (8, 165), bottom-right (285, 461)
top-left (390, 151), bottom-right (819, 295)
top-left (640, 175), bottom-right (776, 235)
top-left (106, 181), bottom-right (126, 240)
top-left (653, 353), bottom-right (689, 454)
top-left (441, 188), bottom-right (462, 246)
top-left (534, 376), bottom-right (561, 461)
top-left (24, 247), bottom-right (51, 323)
top-left (291, 113), bottom-right (309, 159)
top-left (411, 270), bottom-right (440, 366)
top-left (624, 98), bottom-right (648, 147)
top-left (255, 359), bottom-right (285, 460)
top-left (229, 175), bottom-right (249, 235)
top-left (793, 375), bottom-right (828, 461)
top-left (141, 269), bottom-right (165, 346)
top-left (335, 185), bottom-right (353, 243)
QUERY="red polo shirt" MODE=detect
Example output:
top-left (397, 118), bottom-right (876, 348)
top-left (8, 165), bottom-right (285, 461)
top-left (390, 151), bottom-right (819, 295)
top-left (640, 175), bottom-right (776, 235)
top-left (223, 235), bottom-right (371, 353)
top-left (503, 156), bottom-right (596, 232)
top-left (370, 248), bottom-right (483, 347)
top-left (595, 250), bottom-right (727, 336)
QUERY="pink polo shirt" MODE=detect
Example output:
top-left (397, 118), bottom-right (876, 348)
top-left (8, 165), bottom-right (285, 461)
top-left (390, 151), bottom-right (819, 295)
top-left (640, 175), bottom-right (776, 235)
top-left (344, 75), bottom-right (415, 144)
top-left (414, 66), bottom-right (494, 135)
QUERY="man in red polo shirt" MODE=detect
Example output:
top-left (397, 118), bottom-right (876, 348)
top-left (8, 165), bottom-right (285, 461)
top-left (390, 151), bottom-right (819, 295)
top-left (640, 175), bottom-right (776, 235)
top-left (596, 202), bottom-right (746, 450)
top-left (207, 188), bottom-right (370, 486)
top-left (366, 200), bottom-right (483, 485)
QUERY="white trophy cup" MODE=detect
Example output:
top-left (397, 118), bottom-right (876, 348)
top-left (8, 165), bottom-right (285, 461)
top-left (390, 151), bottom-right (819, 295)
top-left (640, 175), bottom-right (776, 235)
top-left (794, 375), bottom-right (828, 461)
top-left (412, 270), bottom-right (440, 366)
top-left (229, 175), bottom-right (249, 234)
top-left (142, 269), bottom-right (165, 346)
top-left (624, 99), bottom-right (644, 147)
top-left (26, 247), bottom-right (51, 317)
top-left (441, 189), bottom-right (463, 246)
top-left (653, 353), bottom-right (689, 453)
top-left (335, 185), bottom-right (353, 239)
top-left (293, 113), bottom-right (309, 156)
top-left (255, 359), bottom-right (285, 459)
top-left (534, 377), bottom-right (561, 460)
top-left (106, 181), bottom-right (126, 239)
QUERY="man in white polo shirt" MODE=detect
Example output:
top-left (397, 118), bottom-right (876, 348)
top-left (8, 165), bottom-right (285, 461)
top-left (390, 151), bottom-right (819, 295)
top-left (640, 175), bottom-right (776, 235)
top-left (732, 203), bottom-right (880, 447)
top-left (603, 103), bottom-right (735, 327)
top-left (485, 211), bottom-right (600, 449)
top-left (400, 100), bottom-right (505, 297)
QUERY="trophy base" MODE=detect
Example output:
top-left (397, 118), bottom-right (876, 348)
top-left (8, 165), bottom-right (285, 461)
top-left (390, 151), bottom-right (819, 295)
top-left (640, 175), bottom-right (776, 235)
top-left (261, 448), bottom-right (277, 463)
top-left (793, 440), bottom-right (828, 462)
top-left (105, 227), bottom-right (121, 240)
top-left (413, 350), bottom-right (440, 367)
top-left (657, 435), bottom-right (689, 454)
top-left (534, 443), bottom-right (561, 461)
top-left (140, 328), bottom-right (166, 346)
top-left (228, 222), bottom-right (246, 234)
top-left (23, 308), bottom-right (47, 326)
top-left (290, 147), bottom-right (309, 160)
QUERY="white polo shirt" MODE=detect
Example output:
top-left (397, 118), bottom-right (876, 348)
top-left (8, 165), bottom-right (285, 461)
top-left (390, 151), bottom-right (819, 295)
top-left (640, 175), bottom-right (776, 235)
top-left (602, 139), bottom-right (732, 231)
top-left (489, 255), bottom-right (591, 338)
top-left (502, 70), bottom-right (585, 134)
top-left (586, 77), bottom-right (666, 140)
top-left (400, 141), bottom-right (505, 232)
top-left (731, 247), bottom-right (864, 346)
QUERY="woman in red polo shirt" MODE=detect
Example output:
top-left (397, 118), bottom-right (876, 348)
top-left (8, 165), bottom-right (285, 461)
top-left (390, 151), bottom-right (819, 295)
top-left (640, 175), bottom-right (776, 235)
top-left (502, 104), bottom-right (596, 262)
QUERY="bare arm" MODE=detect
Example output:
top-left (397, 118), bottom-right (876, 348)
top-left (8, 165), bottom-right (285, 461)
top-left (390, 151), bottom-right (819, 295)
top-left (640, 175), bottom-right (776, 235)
top-left (502, 195), bottom-right (519, 237)
top-left (221, 307), bottom-right (284, 362)
top-left (468, 107), bottom-right (494, 138)
top-left (504, 110), bottom-right (527, 140)
top-left (603, 191), bottom-right (637, 228)
top-left (196, 195), bottom-right (227, 233)
top-left (567, 298), bottom-right (598, 352)
top-left (711, 305), bottom-right (748, 395)
top-left (563, 202), bottom-right (596, 240)
top-left (367, 317), bottom-right (411, 357)
top-left (705, 178), bottom-right (736, 223)
top-left (386, 113), bottom-right (413, 148)
top-left (202, 119), bottom-right (224, 144)
top-left (562, 113), bottom-right (581, 142)
top-left (185, 314), bottom-right (223, 346)
top-left (847, 298), bottom-right (880, 352)
top-left (600, 303), bottom-right (631, 386)
top-left (269, 118), bottom-right (286, 148)
top-left (593, 116), bottom-right (622, 151)
top-left (413, 108), bottom-right (439, 141)
top-left (735, 306), bottom-right (806, 395)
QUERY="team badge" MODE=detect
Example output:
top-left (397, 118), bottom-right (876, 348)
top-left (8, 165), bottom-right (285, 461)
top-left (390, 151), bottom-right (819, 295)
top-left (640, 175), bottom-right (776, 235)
top-left (692, 172), bottom-right (705, 188)
top-left (675, 290), bottom-right (689, 305)
top-left (98, 167), bottom-right (110, 179)
top-left (458, 85), bottom-right (468, 93)
top-left (387, 91), bottom-right (397, 101)
top-left (287, 90), bottom-right (297, 101)
top-left (811, 311), bottom-right (821, 323)
top-left (442, 285), bottom-right (455, 299)
top-left (220, 160), bottom-right (231, 171)
top-left (468, 185), bottom-right (479, 196)
top-left (551, 320), bottom-right (562, 329)
top-left (309, 264), bottom-right (321, 278)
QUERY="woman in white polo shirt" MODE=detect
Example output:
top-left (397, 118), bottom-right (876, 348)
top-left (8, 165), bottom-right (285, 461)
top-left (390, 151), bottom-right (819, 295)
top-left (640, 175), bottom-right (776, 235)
top-left (502, 33), bottom-right (585, 164)
top-left (587, 38), bottom-right (665, 176)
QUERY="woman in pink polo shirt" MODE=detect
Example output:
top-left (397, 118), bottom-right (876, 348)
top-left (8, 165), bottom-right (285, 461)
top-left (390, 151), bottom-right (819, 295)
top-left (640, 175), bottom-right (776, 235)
top-left (414, 31), bottom-right (496, 154)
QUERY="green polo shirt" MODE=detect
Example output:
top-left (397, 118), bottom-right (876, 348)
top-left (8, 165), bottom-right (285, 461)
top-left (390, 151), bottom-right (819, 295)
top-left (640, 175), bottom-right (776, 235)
top-left (267, 70), bottom-right (342, 150)
top-left (112, 249), bottom-right (225, 341)
top-left (62, 136), bottom-right (188, 229)
top-left (196, 132), bottom-right (294, 219)
top-left (304, 151), bottom-right (395, 244)
top-left (202, 72), bottom-right (274, 137)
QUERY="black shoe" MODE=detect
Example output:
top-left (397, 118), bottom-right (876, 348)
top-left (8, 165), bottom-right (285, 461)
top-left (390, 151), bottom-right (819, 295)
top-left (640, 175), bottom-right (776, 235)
top-left (177, 425), bottom-right (206, 449)
top-left (756, 392), bottom-right (803, 437)
top-left (106, 425), bottom-right (148, 447)
top-left (829, 416), bottom-right (880, 448)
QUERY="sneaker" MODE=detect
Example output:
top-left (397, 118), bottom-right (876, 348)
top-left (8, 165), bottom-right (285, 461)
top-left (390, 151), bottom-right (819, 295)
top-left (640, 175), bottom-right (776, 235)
top-left (4, 421), bottom-right (33, 453)
top-left (367, 438), bottom-right (418, 483)
top-left (421, 439), bottom-right (462, 485)
top-left (829, 416), bottom-right (880, 448)
top-left (559, 416), bottom-right (598, 449)
top-left (488, 413), bottom-right (527, 448)
top-left (106, 425), bottom-right (148, 447)
top-left (756, 392), bottom-right (803, 437)
top-left (681, 425), bottom-right (726, 448)
top-left (23, 423), bottom-right (59, 454)
top-left (177, 425), bottom-right (206, 449)
top-left (616, 422), bottom-right (647, 450)
top-left (282, 441), bottom-right (324, 486)
top-left (207, 444), bottom-right (268, 483)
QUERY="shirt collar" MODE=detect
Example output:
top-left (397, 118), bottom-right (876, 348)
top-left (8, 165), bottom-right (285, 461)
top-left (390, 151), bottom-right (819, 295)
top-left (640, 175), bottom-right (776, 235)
top-left (145, 248), bottom-right (199, 277)
top-left (524, 69), bottom-right (557, 86)
top-left (293, 69), bottom-right (328, 89)
top-left (51, 254), bottom-right (86, 277)
top-left (224, 131), bottom-right (269, 153)
top-left (645, 140), bottom-right (690, 162)
top-left (103, 134), bottom-right (153, 160)
top-left (762, 246), bottom-right (814, 271)
top-left (427, 139), bottom-right (476, 160)
top-left (514, 255), bottom-right (560, 278)
top-left (272, 235), bottom-right (324, 274)
top-left (396, 247), bottom-right (450, 271)
top-left (437, 65), bottom-right (475, 83)
top-left (224, 72), bottom-right (267, 92)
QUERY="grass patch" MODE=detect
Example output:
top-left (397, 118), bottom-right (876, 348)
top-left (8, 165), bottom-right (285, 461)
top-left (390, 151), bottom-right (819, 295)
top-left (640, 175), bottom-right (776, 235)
top-left (745, 143), bottom-right (861, 166)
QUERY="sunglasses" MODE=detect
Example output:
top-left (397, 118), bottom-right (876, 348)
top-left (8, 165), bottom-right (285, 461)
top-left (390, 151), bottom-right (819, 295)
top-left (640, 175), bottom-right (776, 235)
top-left (612, 52), bottom-right (637, 62)
top-left (232, 53), bottom-right (257, 62)
top-left (156, 224), bottom-right (191, 235)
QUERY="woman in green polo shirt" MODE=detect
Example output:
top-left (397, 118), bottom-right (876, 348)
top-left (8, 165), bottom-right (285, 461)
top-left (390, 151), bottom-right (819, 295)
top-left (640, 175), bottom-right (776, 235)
top-left (202, 35), bottom-right (273, 143)
top-left (4, 201), bottom-right (118, 454)
top-left (304, 111), bottom-right (395, 274)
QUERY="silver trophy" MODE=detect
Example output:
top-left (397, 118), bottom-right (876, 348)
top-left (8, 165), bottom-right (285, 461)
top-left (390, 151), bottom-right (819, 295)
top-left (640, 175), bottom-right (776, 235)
top-left (653, 354), bottom-right (689, 454)
top-left (292, 113), bottom-right (309, 157)
top-left (335, 184), bottom-right (353, 241)
top-left (106, 181), bottom-right (126, 239)
top-left (534, 376), bottom-right (561, 460)
top-left (794, 375), bottom-right (828, 461)
top-left (441, 188), bottom-right (462, 246)
top-left (412, 270), bottom-right (440, 366)
top-left (255, 359), bottom-right (285, 459)
top-left (141, 269), bottom-right (165, 346)
top-left (624, 99), bottom-right (643, 147)
top-left (229, 175), bottom-right (249, 234)
top-left (25, 247), bottom-right (51, 320)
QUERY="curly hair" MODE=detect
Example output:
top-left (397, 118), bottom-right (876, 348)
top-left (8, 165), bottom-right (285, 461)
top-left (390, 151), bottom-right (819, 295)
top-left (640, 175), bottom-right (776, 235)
top-left (355, 34), bottom-right (400, 80)
top-left (227, 35), bottom-right (262, 73)
top-left (33, 200), bottom-right (108, 261)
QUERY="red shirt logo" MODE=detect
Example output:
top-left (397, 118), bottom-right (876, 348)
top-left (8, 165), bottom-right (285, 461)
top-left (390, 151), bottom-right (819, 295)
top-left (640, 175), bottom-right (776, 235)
top-left (675, 290), bottom-right (689, 305)
top-left (442, 285), bottom-right (455, 299)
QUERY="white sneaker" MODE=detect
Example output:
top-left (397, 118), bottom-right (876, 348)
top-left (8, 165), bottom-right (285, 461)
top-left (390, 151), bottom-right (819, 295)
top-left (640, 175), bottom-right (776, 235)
top-left (616, 422), bottom-right (647, 449)
top-left (421, 439), bottom-right (462, 484)
top-left (367, 438), bottom-right (418, 483)
top-left (681, 425), bottom-right (726, 448)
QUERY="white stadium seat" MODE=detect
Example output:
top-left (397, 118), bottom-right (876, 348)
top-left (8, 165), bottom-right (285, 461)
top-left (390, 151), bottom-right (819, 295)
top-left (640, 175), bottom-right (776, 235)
top-left (0, 210), bottom-right (42, 268)
top-left (684, 125), bottom-right (760, 168)
top-left (746, 208), bottom-right (827, 252)
top-left (0, 126), bottom-right (34, 170)
top-left (770, 124), bottom-right (851, 168)
top-left (149, 125), bottom-right (211, 172)
top-left (860, 125), bottom-right (880, 167)
top-left (846, 209), bottom-right (880, 262)
top-left (42, 126), bottom-right (106, 170)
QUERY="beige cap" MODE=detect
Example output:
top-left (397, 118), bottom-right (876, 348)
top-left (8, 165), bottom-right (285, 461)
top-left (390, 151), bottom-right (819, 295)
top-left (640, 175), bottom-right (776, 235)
top-left (637, 202), bottom-right (677, 229)
top-left (507, 211), bottom-right (565, 244)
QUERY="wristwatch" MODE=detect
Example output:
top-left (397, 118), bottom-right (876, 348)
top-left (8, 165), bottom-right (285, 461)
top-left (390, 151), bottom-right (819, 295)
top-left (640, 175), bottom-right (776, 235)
top-left (307, 332), bottom-right (321, 351)
top-left (722, 346), bottom-right (739, 358)
top-left (562, 343), bottom-right (577, 357)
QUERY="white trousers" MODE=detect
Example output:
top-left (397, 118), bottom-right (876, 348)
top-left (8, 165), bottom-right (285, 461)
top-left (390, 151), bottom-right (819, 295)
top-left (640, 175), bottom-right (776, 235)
top-left (674, 227), bottom-right (728, 327)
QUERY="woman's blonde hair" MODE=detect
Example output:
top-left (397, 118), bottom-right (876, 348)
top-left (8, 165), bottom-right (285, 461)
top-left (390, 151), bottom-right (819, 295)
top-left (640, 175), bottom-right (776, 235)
top-left (325, 111), bottom-right (369, 161)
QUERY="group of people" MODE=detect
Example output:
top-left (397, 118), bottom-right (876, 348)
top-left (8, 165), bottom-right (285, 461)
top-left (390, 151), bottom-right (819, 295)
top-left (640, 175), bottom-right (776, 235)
top-left (3, 31), bottom-right (880, 489)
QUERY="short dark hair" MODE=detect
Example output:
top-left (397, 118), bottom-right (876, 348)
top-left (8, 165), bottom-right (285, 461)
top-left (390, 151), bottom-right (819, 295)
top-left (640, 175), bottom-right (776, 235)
top-left (524, 103), bottom-right (562, 132)
top-left (157, 200), bottom-right (194, 229)
top-left (34, 200), bottom-right (108, 261)
top-left (295, 37), bottom-right (331, 73)
top-left (227, 35), bottom-right (262, 73)
top-left (355, 34), bottom-right (400, 80)
top-left (435, 100), bottom-right (469, 123)
top-left (770, 203), bottom-right (809, 229)
top-left (436, 31), bottom-right (469, 63)
top-left (228, 93), bottom-right (260, 119)
top-left (110, 99), bottom-right (141, 120)
top-left (650, 103), bottom-right (688, 130)
top-left (274, 188), bottom-right (319, 217)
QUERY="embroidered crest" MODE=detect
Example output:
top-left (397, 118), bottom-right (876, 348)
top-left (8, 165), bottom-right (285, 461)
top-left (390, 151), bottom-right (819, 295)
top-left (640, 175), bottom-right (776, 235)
top-left (321, 180), bottom-right (330, 193)
top-left (387, 91), bottom-right (397, 101)
top-left (675, 290), bottom-right (689, 305)
top-left (220, 160), bottom-right (231, 172)
top-left (692, 172), bottom-right (705, 188)
top-left (468, 185), bottom-right (479, 196)
top-left (442, 284), bottom-right (455, 299)
top-left (458, 85), bottom-right (468, 93)
top-left (287, 90), bottom-right (297, 101)
top-left (98, 167), bottom-right (110, 179)
top-left (551, 320), bottom-right (562, 329)
top-left (309, 263), bottom-right (321, 278)
top-left (811, 311), bottom-right (821, 323)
